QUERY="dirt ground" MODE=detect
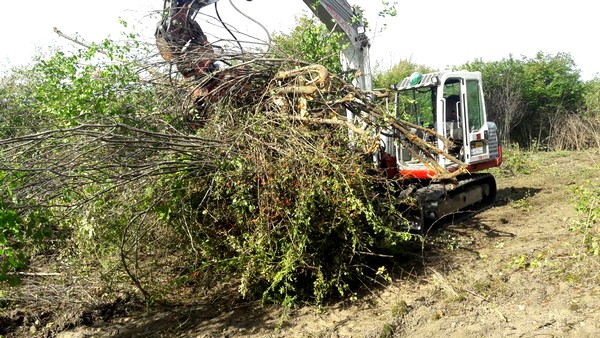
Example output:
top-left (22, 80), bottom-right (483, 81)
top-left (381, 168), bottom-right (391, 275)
top-left (2, 149), bottom-right (600, 338)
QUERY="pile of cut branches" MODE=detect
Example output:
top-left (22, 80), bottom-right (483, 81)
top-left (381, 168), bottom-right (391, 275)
top-left (0, 55), bottom-right (465, 305)
top-left (187, 59), bottom-right (467, 179)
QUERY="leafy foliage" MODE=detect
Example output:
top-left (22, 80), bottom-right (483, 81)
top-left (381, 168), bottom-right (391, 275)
top-left (0, 69), bottom-right (50, 138)
top-left (583, 77), bottom-right (600, 117)
top-left (373, 60), bottom-right (434, 90)
top-left (24, 36), bottom-right (157, 128)
top-left (378, 1), bottom-right (399, 18)
top-left (0, 183), bottom-right (53, 286)
top-left (271, 16), bottom-right (347, 74)
top-left (520, 52), bottom-right (585, 116)
top-left (163, 124), bottom-right (410, 304)
top-left (465, 52), bottom-right (588, 149)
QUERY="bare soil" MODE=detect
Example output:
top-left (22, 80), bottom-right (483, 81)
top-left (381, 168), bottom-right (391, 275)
top-left (2, 149), bottom-right (600, 338)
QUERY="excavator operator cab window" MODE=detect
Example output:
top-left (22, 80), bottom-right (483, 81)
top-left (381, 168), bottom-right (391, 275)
top-left (466, 79), bottom-right (485, 132)
top-left (442, 79), bottom-right (465, 159)
top-left (443, 78), bottom-right (486, 132)
top-left (396, 87), bottom-right (435, 128)
top-left (442, 78), bottom-right (463, 130)
top-left (445, 94), bottom-right (460, 122)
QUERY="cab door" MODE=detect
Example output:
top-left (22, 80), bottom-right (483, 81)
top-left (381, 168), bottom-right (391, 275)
top-left (462, 78), bottom-right (491, 164)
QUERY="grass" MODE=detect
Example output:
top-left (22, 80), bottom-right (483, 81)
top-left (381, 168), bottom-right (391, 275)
top-left (509, 190), bottom-right (532, 212)
top-left (489, 145), bottom-right (541, 178)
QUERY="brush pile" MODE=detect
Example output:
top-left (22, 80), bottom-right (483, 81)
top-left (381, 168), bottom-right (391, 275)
top-left (0, 55), bottom-right (466, 305)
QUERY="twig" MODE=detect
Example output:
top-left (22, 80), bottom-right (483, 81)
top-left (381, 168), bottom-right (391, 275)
top-left (16, 272), bottom-right (62, 277)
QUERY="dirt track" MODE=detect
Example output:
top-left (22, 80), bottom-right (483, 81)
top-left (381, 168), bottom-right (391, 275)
top-left (4, 150), bottom-right (600, 338)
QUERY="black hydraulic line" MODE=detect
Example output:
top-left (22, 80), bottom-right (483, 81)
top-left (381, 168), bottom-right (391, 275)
top-left (228, 0), bottom-right (272, 52)
top-left (214, 1), bottom-right (244, 53)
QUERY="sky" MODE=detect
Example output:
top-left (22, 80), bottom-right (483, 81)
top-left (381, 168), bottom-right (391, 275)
top-left (1, 0), bottom-right (598, 80)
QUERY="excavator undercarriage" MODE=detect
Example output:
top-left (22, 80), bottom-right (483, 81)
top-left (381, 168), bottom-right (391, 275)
top-left (401, 173), bottom-right (497, 233)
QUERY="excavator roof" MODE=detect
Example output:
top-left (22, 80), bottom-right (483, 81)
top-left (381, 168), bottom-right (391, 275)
top-left (393, 70), bottom-right (482, 92)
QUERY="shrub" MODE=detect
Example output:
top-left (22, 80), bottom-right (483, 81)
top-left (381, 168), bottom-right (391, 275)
top-left (0, 178), bottom-right (54, 286)
top-left (490, 144), bottom-right (538, 177)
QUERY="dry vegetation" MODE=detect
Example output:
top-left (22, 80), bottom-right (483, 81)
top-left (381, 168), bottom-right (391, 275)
top-left (551, 115), bottom-right (600, 150)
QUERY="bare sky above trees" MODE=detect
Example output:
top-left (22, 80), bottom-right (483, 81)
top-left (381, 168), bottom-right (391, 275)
top-left (2, 0), bottom-right (597, 80)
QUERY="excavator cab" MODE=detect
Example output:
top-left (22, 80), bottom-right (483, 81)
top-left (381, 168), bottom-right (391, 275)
top-left (380, 71), bottom-right (502, 232)
top-left (386, 70), bottom-right (502, 179)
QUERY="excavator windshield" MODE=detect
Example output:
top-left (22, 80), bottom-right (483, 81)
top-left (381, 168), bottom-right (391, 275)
top-left (396, 86), bottom-right (436, 127)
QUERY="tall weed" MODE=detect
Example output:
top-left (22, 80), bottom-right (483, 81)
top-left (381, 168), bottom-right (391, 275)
top-left (570, 182), bottom-right (600, 255)
top-left (491, 144), bottom-right (538, 177)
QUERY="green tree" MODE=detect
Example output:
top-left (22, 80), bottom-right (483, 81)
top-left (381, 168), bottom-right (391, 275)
top-left (465, 56), bottom-right (526, 144)
top-left (583, 77), bottom-right (600, 117)
top-left (373, 60), bottom-right (434, 89)
top-left (0, 68), bottom-right (47, 138)
top-left (270, 16), bottom-right (347, 74)
top-left (19, 33), bottom-right (159, 128)
top-left (519, 52), bottom-right (585, 147)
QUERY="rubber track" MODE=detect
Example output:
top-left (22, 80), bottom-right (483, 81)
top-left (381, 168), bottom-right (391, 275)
top-left (422, 173), bottom-right (497, 231)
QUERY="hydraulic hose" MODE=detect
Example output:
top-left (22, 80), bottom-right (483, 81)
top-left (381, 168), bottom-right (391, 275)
top-left (228, 0), bottom-right (272, 52)
top-left (214, 1), bottom-right (244, 53)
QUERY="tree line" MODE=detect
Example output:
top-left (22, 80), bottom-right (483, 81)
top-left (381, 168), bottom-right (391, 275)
top-left (270, 15), bottom-right (600, 150)
top-left (373, 52), bottom-right (600, 150)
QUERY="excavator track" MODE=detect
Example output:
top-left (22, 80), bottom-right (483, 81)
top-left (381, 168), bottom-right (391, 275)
top-left (400, 173), bottom-right (497, 234)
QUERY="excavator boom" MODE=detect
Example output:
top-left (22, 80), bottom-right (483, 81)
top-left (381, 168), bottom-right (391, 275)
top-left (301, 0), bottom-right (372, 92)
